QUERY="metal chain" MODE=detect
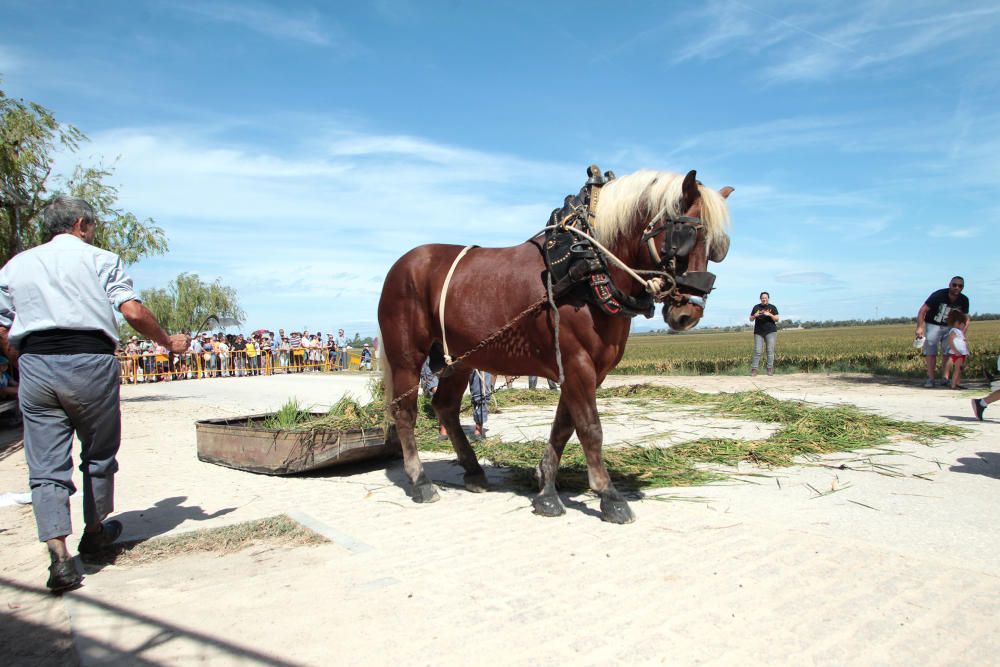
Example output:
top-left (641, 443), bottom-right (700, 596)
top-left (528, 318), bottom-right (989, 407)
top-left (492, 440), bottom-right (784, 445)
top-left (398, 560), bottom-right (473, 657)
top-left (388, 295), bottom-right (550, 412)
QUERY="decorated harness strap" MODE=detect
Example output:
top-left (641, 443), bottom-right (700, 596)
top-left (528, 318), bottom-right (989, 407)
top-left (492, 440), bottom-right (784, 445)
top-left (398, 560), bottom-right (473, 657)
top-left (542, 165), bottom-right (655, 319)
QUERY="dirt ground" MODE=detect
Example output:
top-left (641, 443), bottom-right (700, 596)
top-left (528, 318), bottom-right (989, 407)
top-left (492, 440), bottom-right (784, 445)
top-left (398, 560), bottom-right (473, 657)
top-left (1, 371), bottom-right (999, 666)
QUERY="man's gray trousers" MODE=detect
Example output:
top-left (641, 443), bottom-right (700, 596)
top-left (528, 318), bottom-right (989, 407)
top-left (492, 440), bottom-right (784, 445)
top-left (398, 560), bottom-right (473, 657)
top-left (19, 354), bottom-right (121, 542)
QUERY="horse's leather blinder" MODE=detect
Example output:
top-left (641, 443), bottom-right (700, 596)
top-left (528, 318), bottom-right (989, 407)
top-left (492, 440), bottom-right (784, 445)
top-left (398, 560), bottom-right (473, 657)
top-left (670, 225), bottom-right (698, 259)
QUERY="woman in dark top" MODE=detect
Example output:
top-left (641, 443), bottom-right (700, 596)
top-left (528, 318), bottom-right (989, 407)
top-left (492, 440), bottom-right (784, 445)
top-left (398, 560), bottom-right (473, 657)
top-left (749, 291), bottom-right (780, 376)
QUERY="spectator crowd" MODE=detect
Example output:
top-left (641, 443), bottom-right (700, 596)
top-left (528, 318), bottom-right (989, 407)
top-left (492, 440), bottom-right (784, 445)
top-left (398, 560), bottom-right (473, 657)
top-left (117, 327), bottom-right (377, 383)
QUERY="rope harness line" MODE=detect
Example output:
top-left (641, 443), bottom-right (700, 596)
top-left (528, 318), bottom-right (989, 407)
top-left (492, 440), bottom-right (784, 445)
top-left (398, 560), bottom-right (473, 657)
top-left (546, 271), bottom-right (565, 385)
top-left (438, 245), bottom-right (475, 365)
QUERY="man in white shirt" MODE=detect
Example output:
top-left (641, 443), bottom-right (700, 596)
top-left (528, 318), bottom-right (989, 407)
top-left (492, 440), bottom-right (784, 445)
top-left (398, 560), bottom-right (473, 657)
top-left (336, 328), bottom-right (349, 370)
top-left (0, 196), bottom-right (189, 592)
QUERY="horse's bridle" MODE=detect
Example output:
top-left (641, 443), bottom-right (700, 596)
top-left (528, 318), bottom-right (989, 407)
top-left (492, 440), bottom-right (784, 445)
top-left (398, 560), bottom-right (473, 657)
top-left (640, 214), bottom-right (717, 308)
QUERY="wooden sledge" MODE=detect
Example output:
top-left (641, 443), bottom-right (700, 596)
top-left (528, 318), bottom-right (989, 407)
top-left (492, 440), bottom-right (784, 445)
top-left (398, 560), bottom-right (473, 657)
top-left (196, 413), bottom-right (400, 475)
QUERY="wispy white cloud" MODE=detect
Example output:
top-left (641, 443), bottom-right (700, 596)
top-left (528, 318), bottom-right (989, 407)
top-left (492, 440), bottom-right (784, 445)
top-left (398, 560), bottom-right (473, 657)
top-left (170, 1), bottom-right (353, 50)
top-left (774, 271), bottom-right (844, 287)
top-left (663, 115), bottom-right (862, 161)
top-left (669, 1), bottom-right (1000, 84)
top-left (54, 121), bottom-right (577, 331)
top-left (0, 45), bottom-right (22, 74)
top-left (371, 0), bottom-right (419, 24)
top-left (671, 9), bottom-right (758, 62)
top-left (929, 225), bottom-right (979, 239)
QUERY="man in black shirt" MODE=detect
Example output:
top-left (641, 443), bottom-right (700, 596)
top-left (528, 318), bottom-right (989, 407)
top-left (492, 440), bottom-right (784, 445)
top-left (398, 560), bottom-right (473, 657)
top-left (916, 277), bottom-right (969, 388)
top-left (749, 291), bottom-right (780, 377)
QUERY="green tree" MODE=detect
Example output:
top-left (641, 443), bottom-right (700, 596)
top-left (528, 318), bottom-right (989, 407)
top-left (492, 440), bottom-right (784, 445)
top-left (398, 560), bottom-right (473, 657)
top-left (119, 273), bottom-right (245, 339)
top-left (0, 83), bottom-right (167, 265)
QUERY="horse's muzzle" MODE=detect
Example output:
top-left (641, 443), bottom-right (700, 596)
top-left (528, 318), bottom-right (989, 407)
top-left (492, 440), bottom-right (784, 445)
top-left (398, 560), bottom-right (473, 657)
top-left (663, 270), bottom-right (714, 330)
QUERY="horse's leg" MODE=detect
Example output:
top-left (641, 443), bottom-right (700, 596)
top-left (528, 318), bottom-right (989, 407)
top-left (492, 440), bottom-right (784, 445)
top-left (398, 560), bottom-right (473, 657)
top-left (561, 366), bottom-right (635, 524)
top-left (433, 372), bottom-right (489, 493)
top-left (392, 371), bottom-right (439, 504)
top-left (532, 398), bottom-right (574, 517)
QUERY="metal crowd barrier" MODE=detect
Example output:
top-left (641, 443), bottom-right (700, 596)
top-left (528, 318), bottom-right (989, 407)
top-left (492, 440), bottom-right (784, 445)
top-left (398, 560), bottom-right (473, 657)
top-left (117, 348), bottom-right (374, 384)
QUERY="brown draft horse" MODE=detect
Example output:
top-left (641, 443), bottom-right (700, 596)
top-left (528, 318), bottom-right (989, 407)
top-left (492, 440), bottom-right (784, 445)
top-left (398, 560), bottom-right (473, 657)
top-left (377, 168), bottom-right (732, 523)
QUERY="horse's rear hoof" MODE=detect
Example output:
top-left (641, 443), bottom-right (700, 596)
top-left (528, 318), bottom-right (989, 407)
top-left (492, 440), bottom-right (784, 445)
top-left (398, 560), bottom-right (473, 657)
top-left (412, 482), bottom-right (440, 504)
top-left (532, 492), bottom-right (566, 517)
top-left (464, 473), bottom-right (489, 493)
top-left (600, 496), bottom-right (635, 524)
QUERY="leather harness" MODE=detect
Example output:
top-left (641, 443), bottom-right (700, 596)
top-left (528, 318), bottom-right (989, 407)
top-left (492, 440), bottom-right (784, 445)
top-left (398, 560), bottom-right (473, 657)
top-left (542, 165), bottom-right (715, 318)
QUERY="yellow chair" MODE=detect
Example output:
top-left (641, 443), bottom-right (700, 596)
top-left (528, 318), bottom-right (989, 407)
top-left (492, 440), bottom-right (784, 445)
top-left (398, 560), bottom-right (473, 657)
top-left (347, 351), bottom-right (361, 370)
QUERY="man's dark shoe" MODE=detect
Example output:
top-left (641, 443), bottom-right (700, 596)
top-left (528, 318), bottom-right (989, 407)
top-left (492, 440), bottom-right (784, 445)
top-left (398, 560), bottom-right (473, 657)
top-left (46, 558), bottom-right (82, 593)
top-left (971, 399), bottom-right (986, 422)
top-left (78, 519), bottom-right (123, 556)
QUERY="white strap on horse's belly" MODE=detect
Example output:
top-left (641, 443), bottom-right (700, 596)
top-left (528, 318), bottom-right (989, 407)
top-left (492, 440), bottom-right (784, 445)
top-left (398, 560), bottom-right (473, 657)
top-left (439, 245), bottom-right (474, 365)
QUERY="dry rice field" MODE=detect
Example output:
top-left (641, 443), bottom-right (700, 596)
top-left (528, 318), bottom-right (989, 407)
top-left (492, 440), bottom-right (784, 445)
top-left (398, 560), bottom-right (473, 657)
top-left (620, 320), bottom-right (1000, 377)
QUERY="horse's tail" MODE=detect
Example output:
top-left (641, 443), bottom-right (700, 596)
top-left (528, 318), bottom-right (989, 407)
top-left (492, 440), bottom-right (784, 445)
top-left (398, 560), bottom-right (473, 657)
top-left (379, 343), bottom-right (394, 427)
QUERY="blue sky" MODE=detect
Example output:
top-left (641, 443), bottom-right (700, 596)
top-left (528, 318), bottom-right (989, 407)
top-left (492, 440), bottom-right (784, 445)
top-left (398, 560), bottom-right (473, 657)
top-left (2, 1), bottom-right (998, 336)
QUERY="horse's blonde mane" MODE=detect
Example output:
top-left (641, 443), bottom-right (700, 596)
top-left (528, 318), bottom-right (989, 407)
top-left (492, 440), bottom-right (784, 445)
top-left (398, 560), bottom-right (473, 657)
top-left (591, 170), bottom-right (731, 255)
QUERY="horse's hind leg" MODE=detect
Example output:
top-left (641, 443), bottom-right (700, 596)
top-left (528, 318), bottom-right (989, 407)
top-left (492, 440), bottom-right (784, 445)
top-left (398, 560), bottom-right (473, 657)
top-left (392, 372), bottom-right (439, 504)
top-left (532, 398), bottom-right (574, 517)
top-left (433, 371), bottom-right (489, 493)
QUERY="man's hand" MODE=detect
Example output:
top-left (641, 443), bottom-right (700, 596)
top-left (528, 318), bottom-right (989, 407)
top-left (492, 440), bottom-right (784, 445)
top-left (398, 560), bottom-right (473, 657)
top-left (167, 333), bottom-right (191, 354)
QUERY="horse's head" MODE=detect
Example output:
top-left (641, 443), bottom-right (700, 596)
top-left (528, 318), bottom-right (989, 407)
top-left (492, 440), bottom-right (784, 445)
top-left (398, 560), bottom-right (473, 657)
top-left (593, 169), bottom-right (732, 331)
top-left (658, 170), bottom-right (732, 331)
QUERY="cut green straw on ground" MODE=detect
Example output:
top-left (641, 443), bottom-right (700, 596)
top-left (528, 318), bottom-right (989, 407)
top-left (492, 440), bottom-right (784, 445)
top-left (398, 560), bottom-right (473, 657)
top-left (428, 384), bottom-right (967, 491)
top-left (267, 383), bottom-right (968, 493)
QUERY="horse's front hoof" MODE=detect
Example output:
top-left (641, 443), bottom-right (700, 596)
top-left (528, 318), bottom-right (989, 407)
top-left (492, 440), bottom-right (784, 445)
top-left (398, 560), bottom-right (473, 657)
top-left (411, 481), bottom-right (440, 503)
top-left (600, 496), bottom-right (636, 524)
top-left (464, 473), bottom-right (489, 493)
top-left (532, 492), bottom-right (566, 517)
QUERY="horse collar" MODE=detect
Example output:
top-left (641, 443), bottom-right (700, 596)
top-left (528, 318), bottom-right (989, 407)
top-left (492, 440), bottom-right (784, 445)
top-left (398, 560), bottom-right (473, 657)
top-left (543, 165), bottom-right (655, 319)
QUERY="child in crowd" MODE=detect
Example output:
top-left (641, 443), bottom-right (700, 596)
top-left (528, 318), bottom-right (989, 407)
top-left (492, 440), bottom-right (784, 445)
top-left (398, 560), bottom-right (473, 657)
top-left (0, 355), bottom-right (18, 400)
top-left (943, 310), bottom-right (970, 390)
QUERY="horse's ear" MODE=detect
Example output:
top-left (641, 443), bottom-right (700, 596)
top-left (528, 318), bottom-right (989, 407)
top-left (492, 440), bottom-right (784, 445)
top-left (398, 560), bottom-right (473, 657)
top-left (682, 170), bottom-right (700, 210)
top-left (719, 186), bottom-right (734, 199)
